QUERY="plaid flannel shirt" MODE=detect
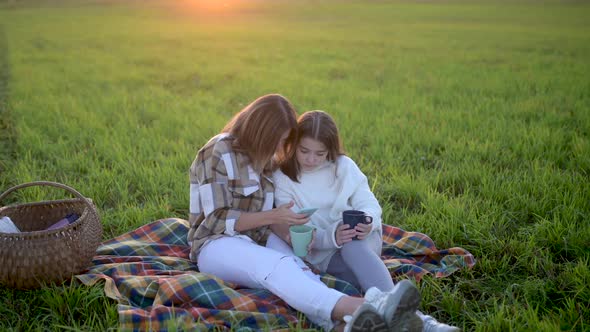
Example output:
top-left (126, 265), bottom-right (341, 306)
top-left (187, 134), bottom-right (274, 262)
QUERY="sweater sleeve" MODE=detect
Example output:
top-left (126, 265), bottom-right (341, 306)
top-left (345, 158), bottom-right (383, 233)
top-left (273, 171), bottom-right (295, 208)
top-left (313, 221), bottom-right (342, 249)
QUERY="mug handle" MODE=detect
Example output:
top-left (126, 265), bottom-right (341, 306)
top-left (364, 215), bottom-right (373, 224)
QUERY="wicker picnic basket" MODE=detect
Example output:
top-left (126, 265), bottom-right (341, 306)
top-left (0, 181), bottom-right (102, 289)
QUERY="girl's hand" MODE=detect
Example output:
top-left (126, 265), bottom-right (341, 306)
top-left (308, 228), bottom-right (317, 252)
top-left (274, 201), bottom-right (309, 226)
top-left (355, 222), bottom-right (372, 240)
top-left (288, 228), bottom-right (316, 253)
top-left (335, 223), bottom-right (356, 246)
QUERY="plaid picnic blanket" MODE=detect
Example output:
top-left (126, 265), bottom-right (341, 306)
top-left (76, 218), bottom-right (475, 331)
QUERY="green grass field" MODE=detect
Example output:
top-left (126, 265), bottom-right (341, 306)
top-left (0, 0), bottom-right (589, 330)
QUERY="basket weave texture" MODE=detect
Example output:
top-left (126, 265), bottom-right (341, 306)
top-left (0, 181), bottom-right (103, 289)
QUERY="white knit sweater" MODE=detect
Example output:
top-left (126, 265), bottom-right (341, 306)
top-left (272, 155), bottom-right (382, 272)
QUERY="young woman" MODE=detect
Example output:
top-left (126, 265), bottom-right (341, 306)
top-left (268, 110), bottom-right (460, 332)
top-left (187, 95), bottom-right (421, 332)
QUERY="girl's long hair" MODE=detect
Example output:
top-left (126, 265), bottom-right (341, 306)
top-left (280, 110), bottom-right (345, 182)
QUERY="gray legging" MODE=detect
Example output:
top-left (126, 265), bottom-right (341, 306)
top-left (326, 238), bottom-right (395, 292)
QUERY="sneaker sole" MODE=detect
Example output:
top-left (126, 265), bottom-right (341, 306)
top-left (384, 280), bottom-right (421, 331)
top-left (345, 303), bottom-right (389, 332)
top-left (406, 313), bottom-right (424, 332)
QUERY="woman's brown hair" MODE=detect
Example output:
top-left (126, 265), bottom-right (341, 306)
top-left (281, 110), bottom-right (345, 182)
top-left (222, 94), bottom-right (298, 173)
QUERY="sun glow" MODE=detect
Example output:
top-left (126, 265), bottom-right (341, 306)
top-left (173, 0), bottom-right (265, 19)
top-left (187, 0), bottom-right (243, 13)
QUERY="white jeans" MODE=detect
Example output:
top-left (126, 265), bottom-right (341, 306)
top-left (198, 236), bottom-right (345, 331)
top-left (265, 232), bottom-right (322, 280)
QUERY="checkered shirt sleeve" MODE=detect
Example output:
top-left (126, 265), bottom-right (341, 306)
top-left (187, 134), bottom-right (273, 262)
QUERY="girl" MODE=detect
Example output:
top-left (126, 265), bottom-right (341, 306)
top-left (187, 95), bottom-right (421, 332)
top-left (268, 110), bottom-right (460, 332)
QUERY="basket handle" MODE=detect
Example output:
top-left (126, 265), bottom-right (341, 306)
top-left (0, 181), bottom-right (98, 217)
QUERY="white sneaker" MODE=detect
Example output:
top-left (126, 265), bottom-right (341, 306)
top-left (422, 316), bottom-right (461, 332)
top-left (364, 280), bottom-right (422, 331)
top-left (344, 303), bottom-right (389, 332)
top-left (406, 313), bottom-right (425, 332)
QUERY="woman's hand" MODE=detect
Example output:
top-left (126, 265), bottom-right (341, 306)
top-left (355, 222), bottom-right (372, 240)
top-left (273, 201), bottom-right (309, 226)
top-left (335, 223), bottom-right (356, 246)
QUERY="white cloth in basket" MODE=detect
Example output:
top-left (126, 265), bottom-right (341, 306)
top-left (0, 216), bottom-right (20, 233)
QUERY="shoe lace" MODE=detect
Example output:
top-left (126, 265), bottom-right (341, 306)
top-left (364, 288), bottom-right (386, 308)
